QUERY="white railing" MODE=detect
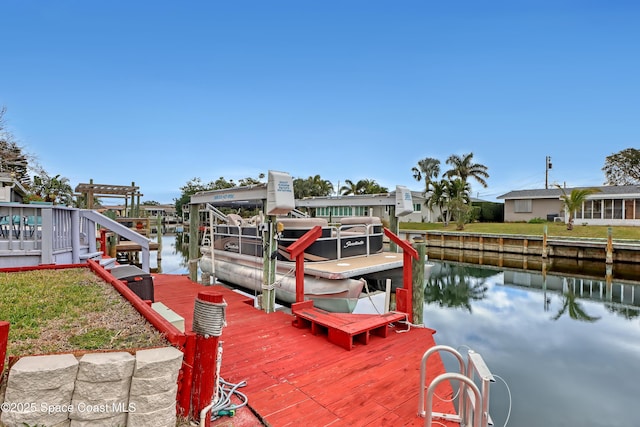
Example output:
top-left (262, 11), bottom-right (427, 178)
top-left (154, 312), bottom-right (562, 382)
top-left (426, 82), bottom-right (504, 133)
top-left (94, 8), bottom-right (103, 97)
top-left (0, 203), bottom-right (153, 272)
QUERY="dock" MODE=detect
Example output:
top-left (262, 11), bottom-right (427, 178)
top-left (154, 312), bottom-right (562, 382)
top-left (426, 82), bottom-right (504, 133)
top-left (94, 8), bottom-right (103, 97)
top-left (153, 274), bottom-right (458, 426)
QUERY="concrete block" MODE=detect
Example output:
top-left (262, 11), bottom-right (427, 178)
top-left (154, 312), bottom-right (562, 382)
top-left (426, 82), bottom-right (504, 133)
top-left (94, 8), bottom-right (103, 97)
top-left (72, 378), bottom-right (132, 400)
top-left (128, 384), bottom-right (177, 413)
top-left (70, 412), bottom-right (127, 427)
top-left (126, 403), bottom-right (176, 427)
top-left (129, 373), bottom-right (179, 396)
top-left (133, 347), bottom-right (183, 379)
top-left (152, 302), bottom-right (185, 332)
top-left (4, 380), bottom-right (75, 407)
top-left (76, 352), bottom-right (135, 382)
top-left (1, 381), bottom-right (75, 427)
top-left (68, 397), bottom-right (132, 421)
top-left (0, 402), bottom-right (70, 427)
top-left (7, 354), bottom-right (79, 390)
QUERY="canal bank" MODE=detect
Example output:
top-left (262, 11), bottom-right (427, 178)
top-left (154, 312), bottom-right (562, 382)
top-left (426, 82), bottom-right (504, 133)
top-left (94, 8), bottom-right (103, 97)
top-left (401, 229), bottom-right (640, 264)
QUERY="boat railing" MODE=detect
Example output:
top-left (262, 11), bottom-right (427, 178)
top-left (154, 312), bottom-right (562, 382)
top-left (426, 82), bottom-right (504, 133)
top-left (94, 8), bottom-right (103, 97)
top-left (333, 222), bottom-right (383, 259)
top-left (209, 217), bottom-right (384, 260)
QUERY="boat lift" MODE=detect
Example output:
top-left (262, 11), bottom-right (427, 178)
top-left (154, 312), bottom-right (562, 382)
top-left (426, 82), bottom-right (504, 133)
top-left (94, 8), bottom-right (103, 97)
top-left (419, 345), bottom-right (495, 427)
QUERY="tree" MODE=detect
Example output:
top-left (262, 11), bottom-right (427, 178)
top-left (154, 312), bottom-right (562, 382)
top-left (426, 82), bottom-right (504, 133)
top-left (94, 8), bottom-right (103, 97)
top-left (602, 148), bottom-right (640, 185)
top-left (445, 152), bottom-right (489, 188)
top-left (339, 179), bottom-right (387, 195)
top-left (556, 185), bottom-right (601, 230)
top-left (446, 179), bottom-right (472, 230)
top-left (412, 157), bottom-right (441, 192)
top-left (238, 173), bottom-right (265, 187)
top-left (0, 106), bottom-right (31, 186)
top-left (174, 177), bottom-right (219, 218)
top-left (425, 179), bottom-right (449, 225)
top-left (414, 153), bottom-right (489, 228)
top-left (294, 175), bottom-right (334, 199)
top-left (30, 173), bottom-right (74, 205)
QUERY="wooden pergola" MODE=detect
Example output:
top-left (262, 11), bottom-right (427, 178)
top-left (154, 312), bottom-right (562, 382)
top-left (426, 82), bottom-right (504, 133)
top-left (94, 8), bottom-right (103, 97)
top-left (75, 179), bottom-right (143, 216)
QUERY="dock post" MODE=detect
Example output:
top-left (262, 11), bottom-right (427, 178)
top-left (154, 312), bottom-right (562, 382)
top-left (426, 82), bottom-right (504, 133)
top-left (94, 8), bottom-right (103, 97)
top-left (606, 227), bottom-right (613, 264)
top-left (190, 292), bottom-right (227, 426)
top-left (188, 203), bottom-right (199, 283)
top-left (412, 238), bottom-right (425, 325)
top-left (542, 225), bottom-right (548, 259)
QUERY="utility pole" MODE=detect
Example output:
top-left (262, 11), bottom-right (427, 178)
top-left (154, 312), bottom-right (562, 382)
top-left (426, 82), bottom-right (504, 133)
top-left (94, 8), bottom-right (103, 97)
top-left (545, 156), bottom-right (552, 189)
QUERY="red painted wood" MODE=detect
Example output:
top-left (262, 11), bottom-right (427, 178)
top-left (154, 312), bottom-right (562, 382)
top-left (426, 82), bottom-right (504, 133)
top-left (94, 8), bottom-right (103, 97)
top-left (284, 225), bottom-right (322, 303)
top-left (190, 292), bottom-right (224, 425)
top-left (87, 260), bottom-right (186, 346)
top-left (0, 321), bottom-right (9, 375)
top-left (177, 331), bottom-right (196, 418)
top-left (153, 274), bottom-right (459, 426)
top-left (384, 228), bottom-right (419, 324)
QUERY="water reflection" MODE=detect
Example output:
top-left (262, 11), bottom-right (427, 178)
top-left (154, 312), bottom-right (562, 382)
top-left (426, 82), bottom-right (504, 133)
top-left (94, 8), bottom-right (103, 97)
top-left (423, 255), bottom-right (640, 427)
top-left (151, 234), bottom-right (191, 275)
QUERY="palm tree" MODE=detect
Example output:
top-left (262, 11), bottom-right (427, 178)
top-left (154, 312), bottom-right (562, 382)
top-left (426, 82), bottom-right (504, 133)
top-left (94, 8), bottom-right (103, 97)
top-left (425, 179), bottom-right (449, 225)
top-left (31, 173), bottom-right (73, 205)
top-left (412, 157), bottom-right (441, 191)
top-left (445, 152), bottom-right (489, 188)
top-left (339, 179), bottom-right (360, 195)
top-left (294, 175), bottom-right (334, 198)
top-left (446, 179), bottom-right (472, 230)
top-left (339, 179), bottom-right (387, 195)
top-left (555, 185), bottom-right (602, 230)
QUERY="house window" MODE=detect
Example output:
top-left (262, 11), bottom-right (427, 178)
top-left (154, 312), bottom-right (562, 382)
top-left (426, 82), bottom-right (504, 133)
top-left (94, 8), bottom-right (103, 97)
top-left (604, 200), bottom-right (613, 219)
top-left (514, 199), bottom-right (532, 213)
top-left (613, 199), bottom-right (623, 219)
top-left (592, 200), bottom-right (602, 219)
top-left (354, 206), bottom-right (366, 216)
top-left (414, 203), bottom-right (422, 212)
top-left (584, 200), bottom-right (594, 219)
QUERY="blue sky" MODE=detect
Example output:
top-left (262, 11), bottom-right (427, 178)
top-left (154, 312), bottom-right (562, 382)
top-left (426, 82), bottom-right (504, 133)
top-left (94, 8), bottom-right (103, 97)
top-left (1, 1), bottom-right (638, 204)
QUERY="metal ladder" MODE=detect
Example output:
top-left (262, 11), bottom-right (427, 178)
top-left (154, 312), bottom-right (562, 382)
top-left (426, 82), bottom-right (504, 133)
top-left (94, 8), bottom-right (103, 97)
top-left (418, 345), bottom-right (495, 427)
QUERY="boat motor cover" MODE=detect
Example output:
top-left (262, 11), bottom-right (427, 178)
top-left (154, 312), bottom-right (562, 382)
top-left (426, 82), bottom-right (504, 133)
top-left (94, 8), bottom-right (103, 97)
top-left (266, 170), bottom-right (295, 215)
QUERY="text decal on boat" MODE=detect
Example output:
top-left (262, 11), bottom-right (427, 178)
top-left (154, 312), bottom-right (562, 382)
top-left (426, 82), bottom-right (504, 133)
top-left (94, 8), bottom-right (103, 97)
top-left (343, 240), bottom-right (365, 249)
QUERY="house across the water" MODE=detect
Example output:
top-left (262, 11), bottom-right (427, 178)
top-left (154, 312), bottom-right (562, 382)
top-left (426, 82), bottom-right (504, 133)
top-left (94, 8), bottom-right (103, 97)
top-left (498, 185), bottom-right (640, 226)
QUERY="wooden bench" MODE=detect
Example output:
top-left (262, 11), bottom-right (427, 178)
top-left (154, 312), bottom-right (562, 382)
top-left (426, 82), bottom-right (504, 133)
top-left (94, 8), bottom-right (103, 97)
top-left (292, 300), bottom-right (407, 350)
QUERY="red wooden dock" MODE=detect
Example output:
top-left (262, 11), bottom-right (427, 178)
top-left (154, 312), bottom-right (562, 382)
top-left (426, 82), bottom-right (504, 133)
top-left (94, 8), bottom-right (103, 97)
top-left (153, 273), bottom-right (457, 427)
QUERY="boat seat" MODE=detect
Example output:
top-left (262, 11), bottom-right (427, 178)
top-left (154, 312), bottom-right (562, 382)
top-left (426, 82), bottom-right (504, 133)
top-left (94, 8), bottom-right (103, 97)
top-left (226, 213), bottom-right (246, 226)
top-left (339, 216), bottom-right (382, 225)
top-left (276, 217), bottom-right (328, 229)
top-left (339, 216), bottom-right (382, 234)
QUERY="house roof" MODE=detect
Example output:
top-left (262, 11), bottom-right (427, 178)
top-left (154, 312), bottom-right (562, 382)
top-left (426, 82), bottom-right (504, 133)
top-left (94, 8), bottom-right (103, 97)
top-left (0, 172), bottom-right (27, 196)
top-left (498, 185), bottom-right (640, 200)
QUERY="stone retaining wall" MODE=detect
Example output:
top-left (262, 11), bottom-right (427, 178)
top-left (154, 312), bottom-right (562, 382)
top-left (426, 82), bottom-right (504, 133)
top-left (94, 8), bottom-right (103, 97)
top-left (1, 346), bottom-right (183, 427)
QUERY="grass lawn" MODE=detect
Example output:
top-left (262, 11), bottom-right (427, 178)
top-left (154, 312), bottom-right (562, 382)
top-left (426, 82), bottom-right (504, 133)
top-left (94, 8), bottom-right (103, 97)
top-left (400, 221), bottom-right (640, 240)
top-left (0, 267), bottom-right (168, 359)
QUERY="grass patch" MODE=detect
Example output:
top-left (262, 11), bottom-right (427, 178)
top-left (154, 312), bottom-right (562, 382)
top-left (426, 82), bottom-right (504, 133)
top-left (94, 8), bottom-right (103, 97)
top-left (400, 222), bottom-right (640, 240)
top-left (0, 268), bottom-right (168, 358)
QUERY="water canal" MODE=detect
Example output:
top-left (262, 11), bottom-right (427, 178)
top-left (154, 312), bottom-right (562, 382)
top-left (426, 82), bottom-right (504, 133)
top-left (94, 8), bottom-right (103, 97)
top-left (153, 235), bottom-right (639, 426)
top-left (424, 249), bottom-right (640, 427)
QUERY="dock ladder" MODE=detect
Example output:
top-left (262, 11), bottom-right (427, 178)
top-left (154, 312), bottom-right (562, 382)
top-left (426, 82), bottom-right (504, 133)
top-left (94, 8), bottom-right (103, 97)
top-left (418, 345), bottom-right (495, 427)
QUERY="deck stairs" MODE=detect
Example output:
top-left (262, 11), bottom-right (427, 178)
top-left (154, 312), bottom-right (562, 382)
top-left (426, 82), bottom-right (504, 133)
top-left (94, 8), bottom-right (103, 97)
top-left (291, 300), bottom-right (407, 350)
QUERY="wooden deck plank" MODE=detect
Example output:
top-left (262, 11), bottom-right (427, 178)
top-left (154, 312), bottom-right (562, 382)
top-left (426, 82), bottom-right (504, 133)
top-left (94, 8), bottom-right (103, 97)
top-left (152, 273), bottom-right (458, 426)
